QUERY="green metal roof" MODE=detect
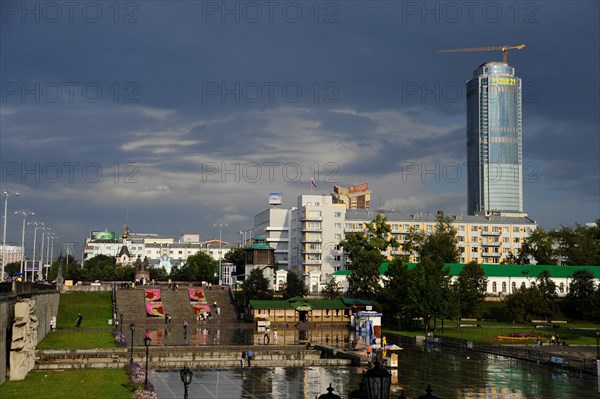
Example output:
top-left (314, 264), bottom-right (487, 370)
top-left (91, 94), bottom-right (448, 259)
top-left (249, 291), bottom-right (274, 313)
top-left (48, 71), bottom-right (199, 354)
top-left (335, 263), bottom-right (600, 278)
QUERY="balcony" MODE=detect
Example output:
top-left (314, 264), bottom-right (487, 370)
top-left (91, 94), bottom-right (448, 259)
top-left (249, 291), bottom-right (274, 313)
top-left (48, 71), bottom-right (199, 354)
top-left (302, 248), bottom-right (322, 254)
top-left (482, 252), bottom-right (502, 257)
top-left (481, 230), bottom-right (502, 236)
top-left (302, 215), bottom-right (322, 221)
top-left (303, 259), bottom-right (322, 265)
top-left (303, 237), bottom-right (322, 243)
top-left (302, 226), bottom-right (322, 232)
top-left (481, 241), bottom-right (502, 247)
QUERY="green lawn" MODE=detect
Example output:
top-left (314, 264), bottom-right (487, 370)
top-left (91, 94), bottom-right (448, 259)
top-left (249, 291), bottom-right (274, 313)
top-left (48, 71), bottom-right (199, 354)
top-left (385, 323), bottom-right (600, 346)
top-left (56, 291), bottom-right (113, 329)
top-left (38, 291), bottom-right (116, 349)
top-left (0, 369), bottom-right (132, 399)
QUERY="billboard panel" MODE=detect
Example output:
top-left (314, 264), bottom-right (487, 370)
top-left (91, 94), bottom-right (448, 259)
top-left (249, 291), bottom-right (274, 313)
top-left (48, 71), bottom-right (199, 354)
top-left (269, 192), bottom-right (282, 205)
top-left (349, 183), bottom-right (368, 194)
top-left (91, 231), bottom-right (119, 241)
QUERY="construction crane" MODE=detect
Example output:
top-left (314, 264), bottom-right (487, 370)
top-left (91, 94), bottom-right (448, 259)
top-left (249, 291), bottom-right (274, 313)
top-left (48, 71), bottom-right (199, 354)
top-left (437, 44), bottom-right (526, 64)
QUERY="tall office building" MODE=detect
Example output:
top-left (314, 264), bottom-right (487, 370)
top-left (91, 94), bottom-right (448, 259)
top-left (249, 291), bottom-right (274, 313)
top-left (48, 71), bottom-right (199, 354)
top-left (467, 62), bottom-right (524, 215)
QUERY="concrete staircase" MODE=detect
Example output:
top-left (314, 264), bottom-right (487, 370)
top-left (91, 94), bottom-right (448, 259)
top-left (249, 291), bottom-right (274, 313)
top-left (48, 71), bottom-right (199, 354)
top-left (115, 285), bottom-right (240, 345)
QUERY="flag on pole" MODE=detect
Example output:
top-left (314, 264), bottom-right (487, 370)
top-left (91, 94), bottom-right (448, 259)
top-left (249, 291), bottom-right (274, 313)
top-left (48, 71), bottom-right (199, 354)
top-left (311, 178), bottom-right (318, 188)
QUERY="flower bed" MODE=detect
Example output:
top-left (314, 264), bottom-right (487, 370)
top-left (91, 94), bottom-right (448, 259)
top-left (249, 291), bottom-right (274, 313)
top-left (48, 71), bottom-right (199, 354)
top-left (127, 362), bottom-right (159, 399)
top-left (497, 332), bottom-right (540, 341)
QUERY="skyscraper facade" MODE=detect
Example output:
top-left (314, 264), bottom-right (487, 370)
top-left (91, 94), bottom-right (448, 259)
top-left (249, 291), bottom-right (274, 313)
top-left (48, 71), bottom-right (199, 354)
top-left (467, 62), bottom-right (524, 215)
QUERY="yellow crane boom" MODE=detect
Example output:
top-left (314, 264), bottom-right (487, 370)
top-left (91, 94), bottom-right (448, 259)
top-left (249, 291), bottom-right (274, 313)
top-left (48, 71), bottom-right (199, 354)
top-left (438, 44), bottom-right (526, 64)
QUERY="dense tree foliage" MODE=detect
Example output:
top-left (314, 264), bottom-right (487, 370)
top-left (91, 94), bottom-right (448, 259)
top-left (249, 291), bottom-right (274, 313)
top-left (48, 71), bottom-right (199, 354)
top-left (346, 249), bottom-right (384, 299)
top-left (404, 215), bottom-right (461, 263)
top-left (224, 247), bottom-right (246, 275)
top-left (242, 268), bottom-right (273, 301)
top-left (406, 258), bottom-right (452, 332)
top-left (519, 228), bottom-right (556, 265)
top-left (556, 222), bottom-right (600, 266)
top-left (283, 269), bottom-right (308, 299)
top-left (565, 269), bottom-right (597, 320)
top-left (170, 252), bottom-right (218, 282)
top-left (378, 258), bottom-right (412, 326)
top-left (322, 277), bottom-right (344, 300)
top-left (455, 261), bottom-right (488, 317)
top-left (341, 214), bottom-right (397, 299)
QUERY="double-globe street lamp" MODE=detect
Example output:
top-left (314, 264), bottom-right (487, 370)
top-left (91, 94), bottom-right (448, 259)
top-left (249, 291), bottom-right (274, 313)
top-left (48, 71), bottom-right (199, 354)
top-left (350, 360), bottom-right (391, 399)
top-left (1, 189), bottom-right (19, 280)
top-left (214, 222), bottom-right (227, 286)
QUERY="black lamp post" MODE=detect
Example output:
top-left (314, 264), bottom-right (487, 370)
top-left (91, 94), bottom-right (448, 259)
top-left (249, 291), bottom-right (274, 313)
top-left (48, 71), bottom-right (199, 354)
top-left (318, 383), bottom-right (341, 399)
top-left (119, 314), bottom-right (123, 333)
top-left (180, 366), bottom-right (193, 399)
top-left (129, 323), bottom-right (136, 364)
top-left (596, 330), bottom-right (599, 359)
top-left (363, 360), bottom-right (391, 399)
top-left (144, 336), bottom-right (151, 389)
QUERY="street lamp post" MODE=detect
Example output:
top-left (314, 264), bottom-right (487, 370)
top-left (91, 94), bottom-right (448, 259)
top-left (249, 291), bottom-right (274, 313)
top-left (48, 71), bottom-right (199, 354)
top-left (363, 360), bottom-right (391, 399)
top-left (15, 210), bottom-right (34, 277)
top-left (214, 222), bottom-right (227, 286)
top-left (596, 330), bottom-right (599, 359)
top-left (120, 314), bottom-right (123, 333)
top-left (39, 227), bottom-right (50, 281)
top-left (143, 336), bottom-right (151, 389)
top-left (1, 189), bottom-right (19, 280)
top-left (129, 323), bottom-right (136, 364)
top-left (28, 221), bottom-right (44, 282)
top-left (180, 366), bottom-right (193, 399)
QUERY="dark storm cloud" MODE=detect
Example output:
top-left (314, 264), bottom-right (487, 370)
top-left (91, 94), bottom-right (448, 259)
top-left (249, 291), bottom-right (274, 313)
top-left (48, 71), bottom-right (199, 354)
top-left (1, 0), bottom-right (598, 248)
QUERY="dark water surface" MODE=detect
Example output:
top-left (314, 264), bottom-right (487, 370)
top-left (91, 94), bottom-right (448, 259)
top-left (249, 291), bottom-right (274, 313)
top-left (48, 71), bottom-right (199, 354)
top-left (150, 340), bottom-right (599, 398)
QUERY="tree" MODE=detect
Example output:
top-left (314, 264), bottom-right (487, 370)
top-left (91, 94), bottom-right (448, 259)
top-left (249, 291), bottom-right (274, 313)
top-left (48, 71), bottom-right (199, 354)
top-left (455, 261), bottom-right (488, 317)
top-left (322, 277), bottom-right (344, 300)
top-left (565, 269), bottom-right (597, 320)
top-left (555, 222), bottom-right (600, 266)
top-left (347, 249), bottom-right (384, 299)
top-left (283, 269), bottom-right (308, 299)
top-left (404, 215), bottom-right (461, 263)
top-left (340, 214), bottom-right (397, 299)
top-left (519, 228), bottom-right (556, 265)
top-left (170, 252), bottom-right (218, 282)
top-left (536, 269), bottom-right (558, 317)
top-left (406, 258), bottom-right (452, 333)
top-left (224, 247), bottom-right (246, 275)
top-left (242, 268), bottom-right (273, 301)
top-left (379, 257), bottom-right (412, 326)
top-left (340, 214), bottom-right (398, 259)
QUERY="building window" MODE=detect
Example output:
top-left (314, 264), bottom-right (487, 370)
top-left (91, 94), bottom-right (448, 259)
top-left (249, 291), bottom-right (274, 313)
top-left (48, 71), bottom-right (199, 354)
top-left (502, 282), bottom-right (507, 292)
top-left (492, 282), bottom-right (497, 293)
top-left (334, 234), bottom-right (341, 240)
top-left (512, 282), bottom-right (516, 290)
top-left (334, 255), bottom-right (341, 261)
top-left (335, 223), bottom-right (342, 229)
top-left (513, 227), bottom-right (519, 233)
top-left (471, 226), bottom-right (478, 232)
top-left (334, 212), bottom-right (342, 218)
top-left (559, 283), bottom-right (564, 293)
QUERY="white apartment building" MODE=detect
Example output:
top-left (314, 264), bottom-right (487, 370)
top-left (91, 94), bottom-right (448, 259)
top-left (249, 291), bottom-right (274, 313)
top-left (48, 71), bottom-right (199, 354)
top-left (83, 232), bottom-right (227, 274)
top-left (248, 195), bottom-right (537, 294)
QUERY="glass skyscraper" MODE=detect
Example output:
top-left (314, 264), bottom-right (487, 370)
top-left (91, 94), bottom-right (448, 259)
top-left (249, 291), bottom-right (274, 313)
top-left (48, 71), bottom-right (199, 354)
top-left (467, 62), bottom-right (523, 215)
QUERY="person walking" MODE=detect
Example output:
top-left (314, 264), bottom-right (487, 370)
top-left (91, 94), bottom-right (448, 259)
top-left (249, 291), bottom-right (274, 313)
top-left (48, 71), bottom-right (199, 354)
top-left (247, 350), bottom-right (253, 366)
top-left (76, 313), bottom-right (83, 328)
top-left (241, 351), bottom-right (246, 367)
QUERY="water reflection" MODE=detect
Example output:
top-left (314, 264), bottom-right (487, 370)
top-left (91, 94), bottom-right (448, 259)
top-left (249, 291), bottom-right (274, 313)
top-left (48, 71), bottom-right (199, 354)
top-left (151, 342), bottom-right (598, 398)
top-left (143, 325), bottom-right (352, 347)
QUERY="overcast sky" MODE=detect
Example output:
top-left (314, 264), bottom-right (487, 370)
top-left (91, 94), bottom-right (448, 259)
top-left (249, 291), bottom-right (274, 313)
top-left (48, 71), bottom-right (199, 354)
top-left (1, 1), bottom-right (598, 259)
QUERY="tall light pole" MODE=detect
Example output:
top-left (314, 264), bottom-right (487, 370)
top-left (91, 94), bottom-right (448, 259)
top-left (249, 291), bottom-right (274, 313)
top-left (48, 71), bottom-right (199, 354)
top-left (28, 221), bottom-right (44, 282)
top-left (64, 242), bottom-right (75, 272)
top-left (45, 232), bottom-right (56, 280)
top-left (1, 189), bottom-right (19, 280)
top-left (214, 222), bottom-right (227, 286)
top-left (15, 210), bottom-right (34, 276)
top-left (39, 226), bottom-right (50, 281)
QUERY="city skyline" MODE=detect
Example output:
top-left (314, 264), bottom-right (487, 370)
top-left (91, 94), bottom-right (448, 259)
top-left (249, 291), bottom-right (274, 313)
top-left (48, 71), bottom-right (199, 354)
top-left (1, 2), bottom-right (598, 254)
